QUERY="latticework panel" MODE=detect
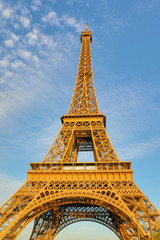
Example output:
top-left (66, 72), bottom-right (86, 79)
top-left (68, 29), bottom-right (99, 114)
top-left (1, 173), bottom-right (160, 239)
top-left (42, 117), bottom-right (119, 163)
top-left (29, 204), bottom-right (127, 240)
top-left (43, 126), bottom-right (75, 163)
top-left (91, 128), bottom-right (119, 162)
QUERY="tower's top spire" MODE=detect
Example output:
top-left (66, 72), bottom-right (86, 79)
top-left (86, 23), bottom-right (88, 31)
top-left (80, 24), bottom-right (92, 43)
top-left (68, 26), bottom-right (98, 114)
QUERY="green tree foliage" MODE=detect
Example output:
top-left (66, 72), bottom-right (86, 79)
top-left (152, 231), bottom-right (160, 240)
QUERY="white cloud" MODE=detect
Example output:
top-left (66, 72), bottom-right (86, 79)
top-left (4, 71), bottom-right (13, 78)
top-left (4, 39), bottom-right (14, 48)
top-left (0, 173), bottom-right (23, 206)
top-left (11, 33), bottom-right (20, 42)
top-left (137, 0), bottom-right (160, 10)
top-left (11, 60), bottom-right (26, 69)
top-left (42, 11), bottom-right (85, 32)
top-left (20, 7), bottom-right (30, 16)
top-left (27, 29), bottom-right (57, 50)
top-left (0, 173), bottom-right (32, 238)
top-left (18, 50), bottom-right (32, 60)
top-left (0, 2), bottom-right (3, 11)
top-left (0, 59), bottom-right (9, 67)
top-left (40, 34), bottom-right (56, 49)
top-left (0, 70), bottom-right (13, 84)
top-left (65, 0), bottom-right (83, 4)
top-left (4, 33), bottom-right (20, 48)
top-left (61, 15), bottom-right (84, 32)
top-left (41, 10), bottom-right (84, 32)
top-left (0, 77), bottom-right (6, 85)
top-left (118, 137), bottom-right (160, 161)
top-left (64, 16), bottom-right (75, 25)
top-left (13, 23), bottom-right (19, 29)
top-left (27, 29), bottom-right (38, 45)
top-left (32, 55), bottom-right (39, 63)
top-left (2, 8), bottom-right (13, 19)
top-left (18, 50), bottom-right (39, 63)
top-left (31, 0), bottom-right (41, 11)
top-left (110, 17), bottom-right (125, 33)
top-left (20, 16), bottom-right (31, 28)
top-left (65, 0), bottom-right (75, 4)
top-left (0, 173), bottom-right (34, 240)
top-left (42, 11), bottom-right (60, 26)
top-left (36, 120), bottom-right (61, 146)
top-left (0, 61), bottom-right (51, 122)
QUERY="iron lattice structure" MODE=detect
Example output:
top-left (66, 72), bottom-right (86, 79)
top-left (0, 26), bottom-right (160, 240)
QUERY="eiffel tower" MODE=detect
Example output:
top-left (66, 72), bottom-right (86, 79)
top-left (0, 25), bottom-right (160, 240)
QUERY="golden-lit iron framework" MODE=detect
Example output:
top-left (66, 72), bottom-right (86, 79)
top-left (0, 26), bottom-right (160, 240)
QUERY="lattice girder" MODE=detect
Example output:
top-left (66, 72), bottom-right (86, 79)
top-left (43, 115), bottom-right (119, 163)
top-left (68, 27), bottom-right (99, 114)
top-left (1, 166), bottom-right (160, 239)
top-left (29, 204), bottom-right (126, 240)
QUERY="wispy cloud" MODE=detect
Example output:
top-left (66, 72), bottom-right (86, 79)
top-left (118, 137), bottom-right (160, 161)
top-left (137, 0), bottom-right (160, 10)
top-left (0, 1), bottom-right (83, 127)
top-left (0, 67), bottom-right (48, 121)
top-left (31, 0), bottom-right (41, 11)
top-left (11, 60), bottom-right (26, 69)
top-left (35, 120), bottom-right (61, 146)
top-left (11, 32), bottom-right (20, 41)
top-left (109, 16), bottom-right (125, 33)
top-left (18, 49), bottom-right (39, 63)
top-left (4, 39), bottom-right (14, 47)
top-left (0, 1), bottom-right (3, 11)
top-left (0, 59), bottom-right (9, 67)
top-left (4, 32), bottom-right (20, 47)
top-left (0, 1), bottom-right (31, 30)
top-left (42, 11), bottom-right (60, 26)
top-left (42, 11), bottom-right (85, 32)
top-left (65, 0), bottom-right (83, 5)
top-left (96, 75), bottom-right (160, 162)
top-left (2, 8), bottom-right (13, 19)
top-left (0, 173), bottom-right (33, 240)
top-left (0, 173), bottom-right (24, 206)
top-left (20, 15), bottom-right (31, 28)
top-left (27, 29), bottom-right (38, 44)
top-left (61, 15), bottom-right (84, 32)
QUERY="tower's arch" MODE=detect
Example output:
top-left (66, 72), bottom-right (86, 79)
top-left (0, 190), bottom-right (147, 239)
top-left (29, 204), bottom-right (124, 240)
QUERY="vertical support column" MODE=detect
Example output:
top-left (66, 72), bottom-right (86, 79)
top-left (144, 197), bottom-right (153, 240)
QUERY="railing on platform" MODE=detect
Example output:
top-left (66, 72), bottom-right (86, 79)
top-left (28, 161), bottom-right (132, 172)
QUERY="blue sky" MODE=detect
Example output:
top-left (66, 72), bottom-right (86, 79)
top-left (0, 0), bottom-right (160, 239)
